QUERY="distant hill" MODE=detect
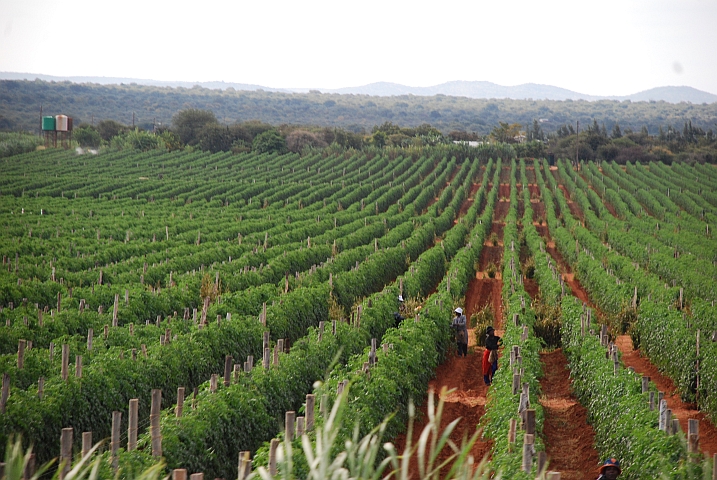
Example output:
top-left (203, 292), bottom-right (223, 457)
top-left (2, 76), bottom-right (717, 135)
top-left (0, 72), bottom-right (290, 93)
top-left (2, 72), bottom-right (716, 104)
top-left (317, 81), bottom-right (717, 104)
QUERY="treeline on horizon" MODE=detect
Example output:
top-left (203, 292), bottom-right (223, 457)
top-left (1, 79), bottom-right (717, 163)
top-left (2, 78), bottom-right (717, 135)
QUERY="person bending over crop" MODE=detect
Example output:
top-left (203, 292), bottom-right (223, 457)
top-left (482, 326), bottom-right (503, 385)
top-left (596, 458), bottom-right (621, 479)
top-left (451, 307), bottom-right (468, 357)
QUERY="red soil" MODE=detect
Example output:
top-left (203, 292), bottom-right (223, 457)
top-left (494, 201), bottom-right (510, 222)
top-left (523, 277), bottom-right (540, 299)
top-left (498, 184), bottom-right (511, 198)
top-left (539, 349), bottom-right (601, 480)
top-left (393, 201), bottom-right (505, 477)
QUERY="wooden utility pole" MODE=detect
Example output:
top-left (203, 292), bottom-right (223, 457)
top-left (575, 120), bottom-right (580, 169)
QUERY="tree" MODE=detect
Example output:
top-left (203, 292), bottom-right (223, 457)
top-left (371, 130), bottom-right (387, 148)
top-left (252, 129), bottom-right (286, 154)
top-left (528, 119), bottom-right (544, 142)
top-left (73, 125), bottom-right (101, 148)
top-left (172, 109), bottom-right (218, 146)
top-left (286, 130), bottom-right (327, 153)
top-left (97, 120), bottom-right (127, 141)
top-left (490, 122), bottom-right (522, 143)
top-left (110, 128), bottom-right (164, 151)
top-left (611, 123), bottom-right (622, 139)
top-left (197, 124), bottom-right (235, 153)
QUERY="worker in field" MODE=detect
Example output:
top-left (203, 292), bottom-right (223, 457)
top-left (596, 458), bottom-right (621, 479)
top-left (451, 307), bottom-right (468, 357)
top-left (393, 295), bottom-right (406, 327)
top-left (482, 326), bottom-right (503, 385)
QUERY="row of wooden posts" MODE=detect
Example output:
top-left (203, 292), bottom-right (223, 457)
top-left (585, 297), bottom-right (705, 460)
top-left (508, 312), bottom-right (546, 476)
top-left (4, 321), bottom-right (349, 478)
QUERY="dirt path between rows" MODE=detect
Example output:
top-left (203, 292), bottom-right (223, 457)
top-left (539, 349), bottom-right (601, 480)
top-left (393, 183), bottom-right (504, 478)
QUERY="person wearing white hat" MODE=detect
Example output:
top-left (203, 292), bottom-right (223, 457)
top-left (393, 295), bottom-right (406, 327)
top-left (451, 307), bottom-right (468, 357)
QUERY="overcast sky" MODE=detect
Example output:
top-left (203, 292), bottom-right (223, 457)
top-left (1, 0), bottom-right (716, 96)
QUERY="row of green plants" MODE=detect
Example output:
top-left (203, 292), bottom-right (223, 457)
top-left (561, 296), bottom-right (704, 479)
top-left (0, 153), bottom-right (451, 339)
top-left (565, 160), bottom-right (717, 417)
top-left (1, 153), bottom-right (476, 462)
top-left (103, 158), bottom-right (495, 479)
top-left (532, 160), bottom-right (711, 478)
top-left (0, 194), bottom-right (454, 463)
top-left (248, 161), bottom-right (501, 480)
top-left (0, 157), bottom-right (453, 392)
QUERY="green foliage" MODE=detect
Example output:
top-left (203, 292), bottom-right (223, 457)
top-left (0, 133), bottom-right (42, 158)
top-left (110, 128), bottom-right (164, 151)
top-left (72, 125), bottom-right (101, 148)
top-left (253, 130), bottom-right (287, 154)
top-left (97, 120), bottom-right (128, 141)
top-left (171, 109), bottom-right (218, 146)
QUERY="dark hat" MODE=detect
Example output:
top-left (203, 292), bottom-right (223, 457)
top-left (486, 326), bottom-right (495, 333)
top-left (599, 458), bottom-right (621, 475)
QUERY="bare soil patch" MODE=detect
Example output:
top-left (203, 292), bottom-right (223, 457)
top-left (494, 201), bottom-right (510, 222)
top-left (539, 349), bottom-right (601, 480)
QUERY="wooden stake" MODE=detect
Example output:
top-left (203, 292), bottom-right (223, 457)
top-left (60, 428), bottom-right (72, 480)
top-left (128, 399), bottom-right (138, 451)
top-left (111, 411), bottom-right (121, 469)
top-left (87, 328), bottom-right (93, 351)
top-left (82, 431), bottom-right (92, 458)
top-left (269, 438), bottom-right (279, 475)
top-left (285, 411), bottom-right (295, 442)
top-left (262, 347), bottom-right (270, 369)
top-left (537, 451), bottom-right (547, 477)
top-left (17, 340), bottom-right (26, 369)
top-left (508, 418), bottom-right (517, 444)
top-left (112, 294), bottom-right (119, 327)
top-left (150, 389), bottom-right (162, 456)
top-left (525, 409), bottom-right (536, 435)
top-left (172, 470), bottom-right (187, 480)
top-left (176, 387), bottom-right (185, 418)
top-left (238, 451), bottom-right (251, 480)
top-left (224, 355), bottom-right (233, 387)
top-left (522, 435), bottom-right (533, 472)
top-left (688, 419), bottom-right (699, 454)
top-left (0, 373), bottom-right (9, 413)
top-left (75, 355), bottom-right (82, 378)
top-left (306, 394), bottom-right (315, 431)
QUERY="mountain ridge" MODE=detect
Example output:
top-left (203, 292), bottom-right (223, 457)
top-left (2, 72), bottom-right (716, 104)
